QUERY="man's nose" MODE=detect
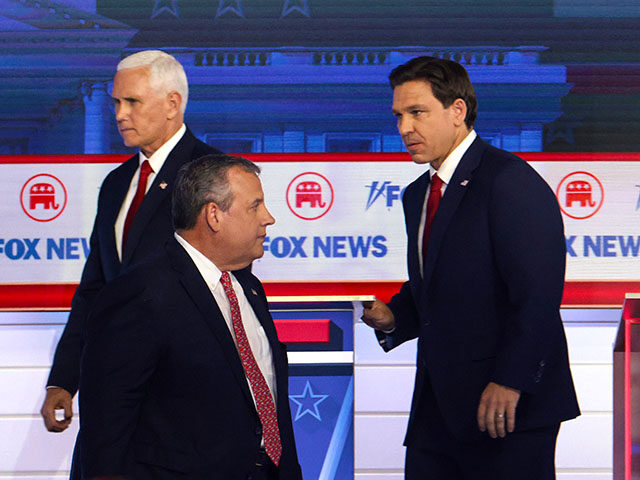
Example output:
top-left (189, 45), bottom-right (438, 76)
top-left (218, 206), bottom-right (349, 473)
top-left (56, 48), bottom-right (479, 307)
top-left (397, 116), bottom-right (414, 136)
top-left (264, 207), bottom-right (275, 226)
top-left (114, 104), bottom-right (127, 122)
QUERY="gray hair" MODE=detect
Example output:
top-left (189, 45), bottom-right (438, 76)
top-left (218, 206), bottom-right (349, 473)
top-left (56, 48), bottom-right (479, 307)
top-left (172, 154), bottom-right (261, 230)
top-left (118, 50), bottom-right (188, 113)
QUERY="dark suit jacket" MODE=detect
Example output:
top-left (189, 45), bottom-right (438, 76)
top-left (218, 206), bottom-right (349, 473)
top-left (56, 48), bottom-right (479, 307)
top-left (380, 137), bottom-right (580, 443)
top-left (79, 238), bottom-right (302, 480)
top-left (47, 128), bottom-right (220, 395)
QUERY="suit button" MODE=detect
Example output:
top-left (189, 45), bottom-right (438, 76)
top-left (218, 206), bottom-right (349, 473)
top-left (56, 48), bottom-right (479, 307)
top-left (539, 360), bottom-right (546, 367)
top-left (424, 320), bottom-right (431, 326)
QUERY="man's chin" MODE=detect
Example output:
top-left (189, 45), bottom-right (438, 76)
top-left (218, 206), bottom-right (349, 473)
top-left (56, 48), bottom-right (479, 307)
top-left (410, 153), bottom-right (433, 165)
top-left (120, 135), bottom-right (140, 148)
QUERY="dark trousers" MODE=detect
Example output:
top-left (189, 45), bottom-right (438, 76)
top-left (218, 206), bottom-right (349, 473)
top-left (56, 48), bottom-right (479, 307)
top-left (405, 378), bottom-right (560, 480)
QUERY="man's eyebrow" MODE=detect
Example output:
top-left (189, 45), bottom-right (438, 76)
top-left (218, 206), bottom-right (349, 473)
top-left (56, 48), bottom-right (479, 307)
top-left (392, 104), bottom-right (423, 114)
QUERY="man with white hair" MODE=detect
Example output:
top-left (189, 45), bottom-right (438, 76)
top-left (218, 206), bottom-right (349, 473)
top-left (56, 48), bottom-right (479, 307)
top-left (40, 50), bottom-right (221, 475)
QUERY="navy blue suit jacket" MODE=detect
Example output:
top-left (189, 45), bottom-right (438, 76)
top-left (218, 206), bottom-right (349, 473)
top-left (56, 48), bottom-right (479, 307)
top-left (79, 238), bottom-right (302, 479)
top-left (380, 137), bottom-right (580, 442)
top-left (47, 128), bottom-right (220, 394)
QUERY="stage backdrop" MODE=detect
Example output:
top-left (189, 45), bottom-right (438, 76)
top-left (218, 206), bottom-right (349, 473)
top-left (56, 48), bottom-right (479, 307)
top-left (1, 152), bottom-right (639, 309)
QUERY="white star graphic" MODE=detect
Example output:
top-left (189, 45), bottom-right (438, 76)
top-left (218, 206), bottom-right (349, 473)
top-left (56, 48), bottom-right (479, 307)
top-left (281, 0), bottom-right (310, 18)
top-left (217, 0), bottom-right (245, 18)
top-left (151, 0), bottom-right (179, 18)
top-left (289, 381), bottom-right (328, 421)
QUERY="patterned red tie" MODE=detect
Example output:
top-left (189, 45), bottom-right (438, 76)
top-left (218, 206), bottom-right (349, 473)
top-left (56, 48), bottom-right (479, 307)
top-left (220, 271), bottom-right (282, 466)
top-left (122, 160), bottom-right (153, 249)
top-left (421, 173), bottom-right (443, 261)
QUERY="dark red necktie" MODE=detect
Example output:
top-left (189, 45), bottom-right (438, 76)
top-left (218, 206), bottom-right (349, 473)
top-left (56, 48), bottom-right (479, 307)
top-left (421, 173), bottom-right (443, 260)
top-left (122, 160), bottom-right (152, 248)
top-left (220, 272), bottom-right (282, 466)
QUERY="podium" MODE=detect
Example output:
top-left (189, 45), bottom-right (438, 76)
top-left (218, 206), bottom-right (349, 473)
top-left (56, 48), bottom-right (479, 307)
top-left (268, 295), bottom-right (373, 480)
top-left (614, 293), bottom-right (640, 480)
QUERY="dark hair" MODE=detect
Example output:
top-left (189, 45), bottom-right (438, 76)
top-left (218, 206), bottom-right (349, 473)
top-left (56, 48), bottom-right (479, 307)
top-left (389, 56), bottom-right (477, 129)
top-left (172, 153), bottom-right (261, 230)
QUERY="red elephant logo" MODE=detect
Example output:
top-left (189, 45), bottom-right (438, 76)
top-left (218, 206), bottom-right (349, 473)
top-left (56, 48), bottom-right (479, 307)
top-left (565, 180), bottom-right (596, 208)
top-left (286, 172), bottom-right (334, 220)
top-left (29, 183), bottom-right (60, 210)
top-left (295, 181), bottom-right (326, 208)
top-left (20, 173), bottom-right (68, 222)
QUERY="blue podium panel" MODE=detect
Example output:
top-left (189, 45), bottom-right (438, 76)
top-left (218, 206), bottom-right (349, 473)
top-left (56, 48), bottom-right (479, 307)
top-left (269, 297), bottom-right (366, 480)
top-left (289, 365), bottom-right (353, 480)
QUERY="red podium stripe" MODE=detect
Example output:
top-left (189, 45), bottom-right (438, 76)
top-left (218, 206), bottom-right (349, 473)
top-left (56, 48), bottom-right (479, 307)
top-left (273, 319), bottom-right (330, 344)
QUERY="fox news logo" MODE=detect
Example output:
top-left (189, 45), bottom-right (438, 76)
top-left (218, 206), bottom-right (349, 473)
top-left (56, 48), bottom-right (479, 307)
top-left (365, 181), bottom-right (405, 210)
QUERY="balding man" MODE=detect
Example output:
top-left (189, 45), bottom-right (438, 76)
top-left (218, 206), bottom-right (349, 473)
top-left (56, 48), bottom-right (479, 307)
top-left (80, 154), bottom-right (302, 480)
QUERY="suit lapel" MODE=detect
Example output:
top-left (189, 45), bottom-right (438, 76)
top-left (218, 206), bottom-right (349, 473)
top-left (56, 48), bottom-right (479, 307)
top-left (100, 154), bottom-right (138, 276)
top-left (405, 172), bottom-right (430, 288)
top-left (234, 269), bottom-right (281, 350)
top-left (422, 137), bottom-right (487, 289)
top-left (122, 129), bottom-right (198, 265)
top-left (166, 239), bottom-right (256, 408)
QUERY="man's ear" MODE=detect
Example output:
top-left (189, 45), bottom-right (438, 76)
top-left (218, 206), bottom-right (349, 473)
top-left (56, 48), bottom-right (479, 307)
top-left (450, 98), bottom-right (468, 128)
top-left (165, 91), bottom-right (182, 120)
top-left (203, 202), bottom-right (222, 232)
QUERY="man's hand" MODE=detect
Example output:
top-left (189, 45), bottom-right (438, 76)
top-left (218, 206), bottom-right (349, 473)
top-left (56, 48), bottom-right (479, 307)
top-left (361, 300), bottom-right (395, 332)
top-left (477, 382), bottom-right (520, 439)
top-left (40, 387), bottom-right (73, 432)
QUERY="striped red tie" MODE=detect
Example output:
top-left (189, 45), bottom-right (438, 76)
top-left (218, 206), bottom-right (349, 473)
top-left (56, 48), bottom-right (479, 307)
top-left (220, 272), bottom-right (282, 466)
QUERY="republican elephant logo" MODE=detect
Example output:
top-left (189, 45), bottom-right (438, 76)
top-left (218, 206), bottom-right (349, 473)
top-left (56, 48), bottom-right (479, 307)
top-left (286, 172), bottom-right (334, 221)
top-left (295, 181), bottom-right (326, 208)
top-left (20, 173), bottom-right (68, 222)
top-left (565, 180), bottom-right (596, 208)
top-left (29, 183), bottom-right (60, 210)
top-left (555, 171), bottom-right (603, 220)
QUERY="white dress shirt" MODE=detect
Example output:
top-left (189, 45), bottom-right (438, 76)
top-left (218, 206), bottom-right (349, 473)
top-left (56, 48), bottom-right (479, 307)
top-left (174, 233), bottom-right (277, 410)
top-left (418, 130), bottom-right (477, 272)
top-left (114, 124), bottom-right (187, 260)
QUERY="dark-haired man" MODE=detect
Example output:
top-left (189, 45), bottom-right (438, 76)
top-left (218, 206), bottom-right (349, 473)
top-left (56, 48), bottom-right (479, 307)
top-left (362, 56), bottom-right (579, 479)
top-left (80, 154), bottom-right (302, 480)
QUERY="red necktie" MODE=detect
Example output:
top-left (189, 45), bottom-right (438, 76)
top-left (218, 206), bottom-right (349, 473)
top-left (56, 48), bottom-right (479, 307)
top-left (220, 272), bottom-right (282, 466)
top-left (122, 160), bottom-right (152, 248)
top-left (422, 173), bottom-right (443, 260)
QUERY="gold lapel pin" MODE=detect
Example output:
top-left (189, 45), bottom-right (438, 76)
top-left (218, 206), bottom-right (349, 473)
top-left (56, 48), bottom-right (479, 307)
top-left (460, 180), bottom-right (469, 186)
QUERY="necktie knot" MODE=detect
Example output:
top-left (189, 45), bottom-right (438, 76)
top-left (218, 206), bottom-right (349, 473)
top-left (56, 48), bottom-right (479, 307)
top-left (220, 271), bottom-right (233, 294)
top-left (140, 159), bottom-right (153, 177)
top-left (430, 173), bottom-right (443, 191)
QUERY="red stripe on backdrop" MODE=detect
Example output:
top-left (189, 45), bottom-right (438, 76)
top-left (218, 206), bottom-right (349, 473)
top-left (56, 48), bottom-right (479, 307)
top-left (0, 281), bottom-right (638, 310)
top-left (1, 153), bottom-right (640, 164)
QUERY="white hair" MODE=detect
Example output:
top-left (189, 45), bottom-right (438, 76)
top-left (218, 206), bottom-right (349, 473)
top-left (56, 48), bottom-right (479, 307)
top-left (117, 50), bottom-right (188, 113)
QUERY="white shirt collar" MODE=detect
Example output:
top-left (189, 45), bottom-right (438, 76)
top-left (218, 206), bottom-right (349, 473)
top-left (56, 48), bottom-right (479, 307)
top-left (429, 130), bottom-right (477, 183)
top-left (139, 124), bottom-right (187, 173)
top-left (174, 231), bottom-right (224, 289)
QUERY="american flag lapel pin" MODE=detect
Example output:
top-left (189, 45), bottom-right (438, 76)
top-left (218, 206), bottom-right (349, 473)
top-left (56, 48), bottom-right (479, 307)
top-left (159, 181), bottom-right (168, 190)
top-left (460, 179), bottom-right (469, 186)
top-left (251, 289), bottom-right (258, 296)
